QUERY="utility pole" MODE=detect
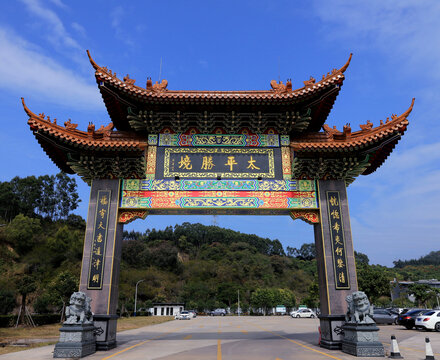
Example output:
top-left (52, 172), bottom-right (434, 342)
top-left (134, 279), bottom-right (145, 317)
top-left (238, 289), bottom-right (240, 317)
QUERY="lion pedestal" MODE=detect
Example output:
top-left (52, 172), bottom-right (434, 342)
top-left (341, 291), bottom-right (384, 357)
top-left (53, 292), bottom-right (96, 358)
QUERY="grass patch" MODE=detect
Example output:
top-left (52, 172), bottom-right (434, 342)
top-left (0, 341), bottom-right (57, 355)
top-left (0, 316), bottom-right (174, 354)
top-left (0, 324), bottom-right (60, 340)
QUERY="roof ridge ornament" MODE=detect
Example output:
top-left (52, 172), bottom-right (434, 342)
top-left (21, 97), bottom-right (38, 118)
top-left (339, 53), bottom-right (353, 74)
top-left (401, 98), bottom-right (415, 119)
top-left (123, 74), bottom-right (136, 85)
top-left (359, 120), bottom-right (373, 131)
top-left (270, 79), bottom-right (292, 93)
top-left (64, 119), bottom-right (78, 130)
top-left (151, 79), bottom-right (168, 92)
top-left (86, 50), bottom-right (99, 70)
top-left (303, 76), bottom-right (316, 88)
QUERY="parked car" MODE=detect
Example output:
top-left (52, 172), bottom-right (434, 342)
top-left (372, 309), bottom-right (398, 325)
top-left (176, 311), bottom-right (191, 320)
top-left (415, 310), bottom-right (440, 331)
top-left (210, 308), bottom-right (226, 316)
top-left (290, 308), bottom-right (317, 318)
top-left (188, 310), bottom-right (197, 318)
top-left (397, 309), bottom-right (431, 329)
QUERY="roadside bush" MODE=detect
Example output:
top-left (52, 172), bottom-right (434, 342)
top-left (32, 314), bottom-right (60, 325)
top-left (0, 315), bottom-right (15, 327)
top-left (34, 293), bottom-right (52, 314)
top-left (0, 290), bottom-right (16, 315)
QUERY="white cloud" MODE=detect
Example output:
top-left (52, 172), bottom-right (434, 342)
top-left (349, 142), bottom-right (440, 265)
top-left (111, 6), bottom-right (135, 47)
top-left (0, 28), bottom-right (101, 110)
top-left (312, 1), bottom-right (440, 265)
top-left (71, 22), bottom-right (86, 38)
top-left (20, 0), bottom-right (82, 53)
top-left (313, 0), bottom-right (440, 80)
top-left (48, 0), bottom-right (67, 8)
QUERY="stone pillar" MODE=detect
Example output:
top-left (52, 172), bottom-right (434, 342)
top-left (79, 179), bottom-right (123, 350)
top-left (314, 180), bottom-right (358, 349)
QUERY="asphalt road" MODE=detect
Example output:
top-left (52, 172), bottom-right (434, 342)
top-left (1, 316), bottom-right (439, 359)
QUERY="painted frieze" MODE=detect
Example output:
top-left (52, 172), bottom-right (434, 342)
top-left (158, 133), bottom-right (280, 147)
top-left (122, 179), bottom-right (315, 192)
top-left (120, 190), bottom-right (317, 210)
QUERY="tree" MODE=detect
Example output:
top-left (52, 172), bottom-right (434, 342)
top-left (251, 288), bottom-right (275, 315)
top-left (54, 173), bottom-right (80, 219)
top-left (0, 289), bottom-right (16, 315)
top-left (357, 265), bottom-right (390, 304)
top-left (273, 288), bottom-right (296, 309)
top-left (287, 243), bottom-right (316, 260)
top-left (17, 275), bottom-right (37, 325)
top-left (408, 283), bottom-right (432, 307)
top-left (303, 278), bottom-right (320, 308)
top-left (6, 214), bottom-right (41, 255)
top-left (48, 271), bottom-right (78, 321)
top-left (354, 251), bottom-right (369, 266)
top-left (0, 173), bottom-right (80, 221)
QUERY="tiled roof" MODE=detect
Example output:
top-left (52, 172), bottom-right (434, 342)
top-left (22, 98), bottom-right (147, 151)
top-left (87, 50), bottom-right (351, 104)
top-left (291, 98), bottom-right (414, 152)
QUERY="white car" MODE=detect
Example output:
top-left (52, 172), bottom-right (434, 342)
top-left (175, 311), bottom-right (191, 320)
top-left (415, 310), bottom-right (440, 331)
top-left (290, 308), bottom-right (317, 318)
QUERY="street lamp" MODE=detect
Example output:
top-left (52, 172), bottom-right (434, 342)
top-left (134, 279), bottom-right (145, 317)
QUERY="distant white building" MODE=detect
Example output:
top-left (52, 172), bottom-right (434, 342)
top-left (152, 303), bottom-right (184, 316)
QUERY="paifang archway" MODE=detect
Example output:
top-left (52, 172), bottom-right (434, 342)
top-left (23, 51), bottom-right (414, 351)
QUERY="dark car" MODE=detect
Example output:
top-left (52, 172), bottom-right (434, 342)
top-left (397, 309), bottom-right (431, 329)
top-left (372, 309), bottom-right (398, 325)
top-left (210, 308), bottom-right (226, 316)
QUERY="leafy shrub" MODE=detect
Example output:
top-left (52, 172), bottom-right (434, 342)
top-left (0, 315), bottom-right (15, 327)
top-left (32, 314), bottom-right (60, 325)
top-left (0, 290), bottom-right (16, 315)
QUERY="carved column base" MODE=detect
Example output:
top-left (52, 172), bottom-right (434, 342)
top-left (53, 324), bottom-right (96, 358)
top-left (341, 323), bottom-right (384, 357)
top-left (94, 314), bottom-right (118, 350)
top-left (319, 315), bottom-right (345, 350)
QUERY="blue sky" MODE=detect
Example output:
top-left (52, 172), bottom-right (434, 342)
top-left (0, 0), bottom-right (439, 266)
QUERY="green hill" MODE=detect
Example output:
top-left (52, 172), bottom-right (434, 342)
top-left (1, 173), bottom-right (439, 320)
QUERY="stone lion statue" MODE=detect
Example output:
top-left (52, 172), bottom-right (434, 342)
top-left (64, 292), bottom-right (93, 325)
top-left (345, 291), bottom-right (374, 324)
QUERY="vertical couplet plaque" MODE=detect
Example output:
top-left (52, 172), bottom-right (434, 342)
top-left (326, 191), bottom-right (350, 290)
top-left (87, 190), bottom-right (111, 289)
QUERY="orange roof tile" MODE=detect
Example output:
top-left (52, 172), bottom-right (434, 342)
top-left (22, 98), bottom-right (147, 151)
top-left (291, 98), bottom-right (414, 152)
top-left (87, 50), bottom-right (351, 103)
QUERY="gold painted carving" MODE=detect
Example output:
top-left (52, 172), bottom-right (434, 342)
top-left (289, 210), bottom-right (320, 225)
top-left (118, 210), bottom-right (148, 224)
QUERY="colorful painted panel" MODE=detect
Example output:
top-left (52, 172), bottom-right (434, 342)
top-left (281, 147), bottom-right (291, 180)
top-left (158, 133), bottom-right (280, 147)
top-left (88, 190), bottom-right (111, 290)
top-left (120, 190), bottom-right (318, 209)
top-left (155, 147), bottom-right (282, 179)
top-left (146, 146), bottom-right (157, 179)
top-left (122, 179), bottom-right (315, 192)
top-left (326, 191), bottom-right (350, 290)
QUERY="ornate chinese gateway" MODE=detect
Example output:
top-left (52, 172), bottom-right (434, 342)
top-left (23, 51), bottom-right (413, 351)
